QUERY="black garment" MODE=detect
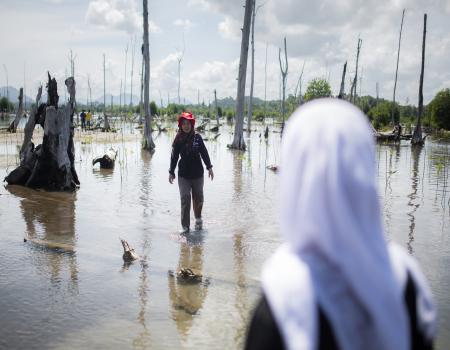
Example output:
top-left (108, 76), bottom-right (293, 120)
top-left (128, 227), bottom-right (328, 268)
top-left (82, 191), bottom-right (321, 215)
top-left (245, 273), bottom-right (433, 350)
top-left (169, 133), bottom-right (212, 179)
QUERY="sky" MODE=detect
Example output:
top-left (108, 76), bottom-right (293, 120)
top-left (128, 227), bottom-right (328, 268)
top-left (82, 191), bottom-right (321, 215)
top-left (0, 0), bottom-right (449, 106)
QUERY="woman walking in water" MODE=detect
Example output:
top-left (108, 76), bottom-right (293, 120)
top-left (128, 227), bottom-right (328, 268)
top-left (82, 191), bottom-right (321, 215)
top-left (169, 112), bottom-right (214, 233)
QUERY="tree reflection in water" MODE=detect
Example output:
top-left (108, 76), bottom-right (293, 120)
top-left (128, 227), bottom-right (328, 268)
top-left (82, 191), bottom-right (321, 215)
top-left (6, 185), bottom-right (78, 293)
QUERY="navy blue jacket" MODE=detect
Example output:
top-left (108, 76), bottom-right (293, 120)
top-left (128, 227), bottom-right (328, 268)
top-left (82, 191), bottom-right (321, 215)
top-left (169, 133), bottom-right (212, 179)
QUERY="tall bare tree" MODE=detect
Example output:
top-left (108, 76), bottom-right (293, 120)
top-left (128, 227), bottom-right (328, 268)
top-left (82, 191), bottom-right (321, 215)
top-left (123, 43), bottom-right (129, 108)
top-left (130, 35), bottom-right (136, 107)
top-left (350, 38), bottom-right (362, 104)
top-left (264, 42), bottom-right (268, 119)
top-left (392, 9), bottom-right (406, 126)
top-left (229, 0), bottom-right (253, 150)
top-left (177, 33), bottom-right (185, 105)
top-left (294, 60), bottom-right (306, 105)
top-left (103, 54), bottom-right (110, 131)
top-left (338, 61), bottom-right (347, 99)
top-left (412, 14), bottom-right (427, 146)
top-left (139, 44), bottom-right (144, 124)
top-left (214, 89), bottom-right (219, 125)
top-left (279, 37), bottom-right (288, 131)
top-left (247, 0), bottom-right (256, 131)
top-left (142, 0), bottom-right (155, 150)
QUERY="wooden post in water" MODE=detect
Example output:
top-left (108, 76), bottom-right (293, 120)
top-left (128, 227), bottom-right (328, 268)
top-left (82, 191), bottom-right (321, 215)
top-left (412, 14), bottom-right (427, 146)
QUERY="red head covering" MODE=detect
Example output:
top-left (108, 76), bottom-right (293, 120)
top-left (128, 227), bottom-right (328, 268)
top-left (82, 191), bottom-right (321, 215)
top-left (178, 111), bottom-right (196, 128)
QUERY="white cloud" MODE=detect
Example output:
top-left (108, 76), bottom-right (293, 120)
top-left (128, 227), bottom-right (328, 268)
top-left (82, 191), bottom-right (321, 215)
top-left (85, 0), bottom-right (161, 34)
top-left (173, 19), bottom-right (194, 30)
top-left (218, 16), bottom-right (241, 41)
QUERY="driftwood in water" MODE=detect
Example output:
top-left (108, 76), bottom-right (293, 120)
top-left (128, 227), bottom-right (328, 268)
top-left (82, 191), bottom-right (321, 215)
top-left (4, 74), bottom-right (80, 191)
top-left (374, 124), bottom-right (414, 143)
top-left (168, 267), bottom-right (203, 284)
top-left (93, 148), bottom-right (117, 169)
top-left (7, 87), bottom-right (24, 133)
top-left (121, 238), bottom-right (139, 262)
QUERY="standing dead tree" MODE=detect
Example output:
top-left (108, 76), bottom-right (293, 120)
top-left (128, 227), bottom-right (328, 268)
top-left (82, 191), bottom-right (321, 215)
top-left (123, 43), bottom-right (129, 108)
top-left (412, 14), bottom-right (427, 146)
top-left (177, 33), bottom-right (185, 105)
top-left (5, 74), bottom-right (80, 191)
top-left (130, 35), bottom-right (136, 107)
top-left (279, 37), bottom-right (288, 131)
top-left (102, 54), bottom-right (111, 131)
top-left (350, 38), bottom-right (362, 104)
top-left (338, 61), bottom-right (347, 99)
top-left (294, 60), bottom-right (306, 105)
top-left (139, 44), bottom-right (144, 124)
top-left (7, 87), bottom-right (24, 132)
top-left (229, 0), bottom-right (253, 150)
top-left (264, 42), bottom-right (268, 120)
top-left (246, 0), bottom-right (262, 132)
top-left (142, 0), bottom-right (155, 151)
top-left (392, 9), bottom-right (406, 126)
top-left (214, 89), bottom-right (219, 126)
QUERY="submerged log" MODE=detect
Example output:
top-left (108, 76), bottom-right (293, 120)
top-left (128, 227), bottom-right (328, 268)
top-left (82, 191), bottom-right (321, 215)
top-left (4, 74), bottom-right (79, 191)
top-left (93, 148), bottom-right (117, 169)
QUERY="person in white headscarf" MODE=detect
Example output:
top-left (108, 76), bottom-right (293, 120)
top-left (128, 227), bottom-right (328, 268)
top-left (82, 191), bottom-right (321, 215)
top-left (245, 99), bottom-right (436, 350)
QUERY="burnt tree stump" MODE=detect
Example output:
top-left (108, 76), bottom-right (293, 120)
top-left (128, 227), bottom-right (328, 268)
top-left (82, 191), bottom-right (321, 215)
top-left (4, 73), bottom-right (80, 191)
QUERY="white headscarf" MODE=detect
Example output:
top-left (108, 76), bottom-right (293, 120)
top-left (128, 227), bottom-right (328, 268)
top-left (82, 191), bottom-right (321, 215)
top-left (262, 99), bottom-right (409, 350)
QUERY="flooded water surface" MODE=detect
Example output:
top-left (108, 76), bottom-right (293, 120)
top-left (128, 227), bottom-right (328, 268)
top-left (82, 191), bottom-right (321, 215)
top-left (0, 121), bottom-right (449, 349)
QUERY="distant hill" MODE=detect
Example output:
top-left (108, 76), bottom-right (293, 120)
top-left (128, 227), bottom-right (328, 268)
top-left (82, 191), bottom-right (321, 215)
top-left (95, 93), bottom-right (140, 106)
top-left (0, 86), bottom-right (34, 106)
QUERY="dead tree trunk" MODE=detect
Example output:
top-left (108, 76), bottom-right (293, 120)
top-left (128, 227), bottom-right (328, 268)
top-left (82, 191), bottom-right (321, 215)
top-left (142, 0), bottom-right (155, 150)
top-left (247, 0), bottom-right (256, 132)
top-left (20, 86), bottom-right (43, 165)
top-left (5, 74), bottom-right (79, 191)
top-left (102, 54), bottom-right (110, 131)
top-left (412, 14), bottom-right (427, 146)
top-left (7, 87), bottom-right (24, 132)
top-left (350, 38), bottom-right (362, 104)
top-left (338, 61), bottom-right (347, 99)
top-left (279, 37), bottom-right (288, 132)
top-left (131, 36), bottom-right (135, 107)
top-left (392, 9), bottom-right (406, 126)
top-left (264, 42), bottom-right (268, 120)
top-left (214, 89), bottom-right (219, 126)
top-left (229, 0), bottom-right (253, 150)
top-left (139, 44), bottom-right (144, 124)
top-left (294, 60), bottom-right (306, 106)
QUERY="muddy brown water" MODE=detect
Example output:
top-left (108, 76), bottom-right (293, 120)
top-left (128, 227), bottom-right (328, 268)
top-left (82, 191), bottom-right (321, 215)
top-left (0, 119), bottom-right (449, 349)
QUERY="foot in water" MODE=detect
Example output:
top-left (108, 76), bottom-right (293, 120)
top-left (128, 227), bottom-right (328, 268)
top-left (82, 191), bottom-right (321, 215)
top-left (195, 218), bottom-right (203, 231)
top-left (179, 226), bottom-right (190, 234)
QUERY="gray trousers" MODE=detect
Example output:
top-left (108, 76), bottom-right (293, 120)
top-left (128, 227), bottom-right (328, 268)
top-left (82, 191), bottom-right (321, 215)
top-left (178, 176), bottom-right (204, 229)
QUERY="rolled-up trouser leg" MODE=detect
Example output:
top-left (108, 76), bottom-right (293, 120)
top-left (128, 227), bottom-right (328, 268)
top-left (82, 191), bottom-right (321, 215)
top-left (191, 176), bottom-right (204, 219)
top-left (178, 176), bottom-right (192, 229)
